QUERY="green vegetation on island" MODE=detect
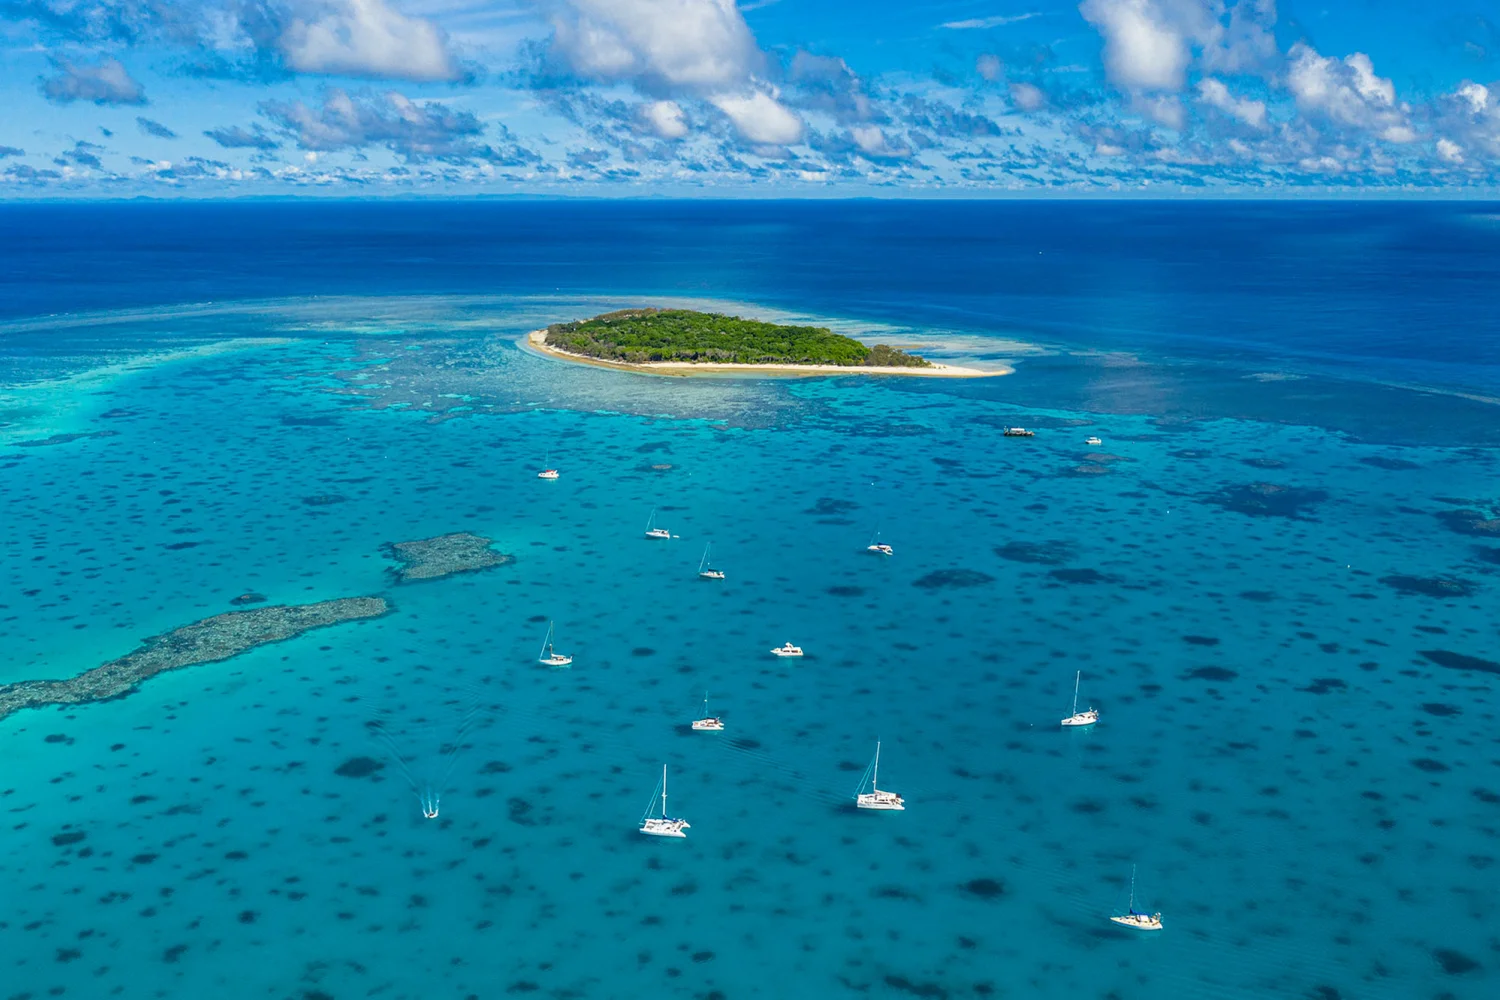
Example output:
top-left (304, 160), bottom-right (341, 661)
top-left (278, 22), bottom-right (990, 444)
top-left (544, 309), bottom-right (931, 367)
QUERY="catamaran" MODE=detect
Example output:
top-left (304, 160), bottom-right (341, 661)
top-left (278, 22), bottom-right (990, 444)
top-left (1060, 670), bottom-right (1098, 727)
top-left (690, 692), bottom-right (724, 731)
top-left (1109, 865), bottom-right (1162, 931)
top-left (638, 765), bottom-right (690, 838)
top-left (537, 621), bottom-right (573, 668)
top-left (854, 741), bottom-right (905, 810)
top-left (537, 449), bottom-right (559, 479)
top-left (697, 543), bottom-right (725, 580)
top-left (644, 508), bottom-right (671, 540)
top-left (866, 528), bottom-right (894, 557)
top-left (770, 641), bottom-right (804, 657)
top-left (1085, 436), bottom-right (1103, 447)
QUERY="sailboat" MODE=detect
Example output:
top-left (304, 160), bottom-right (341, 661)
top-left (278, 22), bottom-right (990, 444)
top-left (1060, 670), bottom-right (1099, 727)
top-left (691, 692), bottom-right (724, 731)
top-left (1109, 865), bottom-right (1163, 930)
top-left (644, 508), bottom-right (671, 540)
top-left (854, 741), bottom-right (905, 810)
top-left (537, 448), bottom-right (559, 480)
top-left (697, 543), bottom-right (725, 580)
top-left (638, 765), bottom-right (690, 838)
top-left (537, 621), bottom-right (573, 667)
top-left (865, 528), bottom-right (894, 557)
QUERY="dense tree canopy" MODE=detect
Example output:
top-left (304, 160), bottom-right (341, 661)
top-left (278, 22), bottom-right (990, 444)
top-left (544, 309), bottom-right (930, 367)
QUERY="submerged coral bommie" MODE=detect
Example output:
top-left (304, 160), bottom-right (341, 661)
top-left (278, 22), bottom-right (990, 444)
top-left (383, 532), bottom-right (513, 582)
top-left (0, 598), bottom-right (389, 722)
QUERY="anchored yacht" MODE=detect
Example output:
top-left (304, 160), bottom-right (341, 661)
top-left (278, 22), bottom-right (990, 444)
top-left (866, 528), bottom-right (894, 556)
top-left (1003, 427), bottom-right (1035, 437)
top-left (537, 621), bottom-right (573, 668)
top-left (537, 468), bottom-right (560, 480)
top-left (690, 692), bottom-right (724, 731)
top-left (638, 765), bottom-right (690, 838)
top-left (854, 741), bottom-right (905, 810)
top-left (1085, 436), bottom-right (1103, 447)
top-left (697, 543), bottom-right (725, 580)
top-left (770, 641), bottom-right (804, 657)
top-left (644, 508), bottom-right (671, 540)
top-left (1109, 866), bottom-right (1163, 931)
top-left (1060, 670), bottom-right (1099, 727)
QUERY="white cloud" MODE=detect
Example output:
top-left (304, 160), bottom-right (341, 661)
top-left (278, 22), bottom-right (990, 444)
top-left (642, 100), bottom-right (688, 139)
top-left (1285, 42), bottom-right (1411, 140)
top-left (548, 0), bottom-right (759, 91)
top-left (1196, 77), bottom-right (1267, 129)
top-left (1456, 82), bottom-right (1489, 115)
top-left (279, 0), bottom-right (462, 82)
top-left (848, 125), bottom-right (910, 159)
top-left (710, 90), bottom-right (803, 145)
top-left (940, 13), bottom-right (1042, 30)
top-left (1009, 82), bottom-right (1046, 111)
top-left (40, 56), bottom-right (146, 105)
top-left (1436, 137), bottom-right (1463, 164)
top-left (976, 53), bottom-right (1003, 82)
top-left (1079, 0), bottom-right (1191, 92)
top-left (1133, 93), bottom-right (1184, 129)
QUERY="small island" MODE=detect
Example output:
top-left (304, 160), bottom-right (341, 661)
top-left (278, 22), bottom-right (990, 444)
top-left (0, 597), bottom-right (389, 722)
top-left (529, 309), bottom-right (1006, 378)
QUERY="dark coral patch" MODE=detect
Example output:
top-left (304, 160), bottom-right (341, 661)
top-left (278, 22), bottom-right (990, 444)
top-left (1473, 546), bottom-right (1500, 565)
top-left (1437, 509), bottom-right (1500, 537)
top-left (960, 878), bottom-right (1006, 900)
top-left (51, 830), bottom-right (86, 846)
top-left (334, 756), bottom-right (384, 778)
top-left (1239, 590), bottom-right (1276, 602)
top-left (1422, 703), bottom-right (1461, 717)
top-left (1048, 568), bottom-right (1115, 584)
top-left (1359, 456), bottom-right (1420, 470)
top-left (1203, 482), bottom-right (1328, 520)
top-left (826, 585), bottom-right (867, 597)
top-left (1183, 635), bottom-right (1220, 646)
top-left (1241, 457), bottom-right (1286, 469)
top-left (913, 569), bottom-right (995, 589)
top-left (1421, 650), bottom-right (1500, 675)
top-left (1300, 678), bottom-right (1347, 695)
top-left (804, 497), bottom-right (859, 516)
top-left (993, 540), bottom-right (1076, 565)
top-left (1380, 575), bottom-right (1477, 598)
top-left (1432, 948), bottom-right (1480, 974)
top-left (1412, 758), bottom-right (1450, 773)
top-left (229, 592), bottom-right (266, 606)
top-left (1183, 666), bottom-right (1238, 682)
top-left (302, 494), bottom-right (347, 506)
top-left (631, 647), bottom-right (656, 657)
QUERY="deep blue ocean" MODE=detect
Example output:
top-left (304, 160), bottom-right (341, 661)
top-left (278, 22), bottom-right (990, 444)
top-left (1, 200), bottom-right (1497, 999)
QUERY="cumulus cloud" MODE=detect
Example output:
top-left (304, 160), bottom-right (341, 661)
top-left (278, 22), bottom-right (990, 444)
top-left (205, 123), bottom-right (282, 149)
top-left (787, 52), bottom-right (877, 124)
top-left (6, 1), bottom-right (462, 83)
top-left (710, 90), bottom-right (804, 145)
top-left (136, 116), bottom-right (178, 138)
top-left (976, 54), bottom-right (1003, 82)
top-left (1079, 0), bottom-right (1278, 92)
top-left (641, 100), bottom-right (688, 139)
top-left (54, 139), bottom-right (105, 169)
top-left (1196, 77), bottom-right (1266, 129)
top-left (1010, 82), bottom-right (1046, 111)
top-left (543, 0), bottom-right (803, 146)
top-left (1434, 81), bottom-right (1500, 162)
top-left (41, 56), bottom-right (145, 105)
top-left (1286, 43), bottom-right (1414, 142)
top-left (0, 145), bottom-right (25, 158)
top-left (278, 0), bottom-right (462, 82)
top-left (260, 88), bottom-right (539, 165)
top-left (1436, 137), bottom-right (1464, 164)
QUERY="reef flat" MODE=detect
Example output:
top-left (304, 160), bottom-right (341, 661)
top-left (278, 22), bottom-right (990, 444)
top-left (384, 531), bottom-right (513, 582)
top-left (0, 597), bottom-right (389, 722)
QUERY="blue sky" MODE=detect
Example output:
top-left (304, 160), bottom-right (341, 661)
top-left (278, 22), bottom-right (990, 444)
top-left (0, 1), bottom-right (1497, 196)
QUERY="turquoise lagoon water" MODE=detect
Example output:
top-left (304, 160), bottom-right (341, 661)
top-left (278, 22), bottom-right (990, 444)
top-left (1, 205), bottom-right (1498, 1000)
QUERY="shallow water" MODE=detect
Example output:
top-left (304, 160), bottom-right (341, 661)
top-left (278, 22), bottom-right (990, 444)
top-left (2, 204), bottom-right (1499, 999)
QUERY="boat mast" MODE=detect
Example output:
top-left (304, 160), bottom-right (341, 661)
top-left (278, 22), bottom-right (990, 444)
top-left (1072, 671), bottom-right (1081, 716)
top-left (660, 765), bottom-right (668, 818)
top-left (873, 741), bottom-right (881, 790)
top-left (1128, 864), bottom-right (1136, 911)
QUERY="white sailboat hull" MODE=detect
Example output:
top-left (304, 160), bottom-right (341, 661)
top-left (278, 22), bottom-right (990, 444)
top-left (645, 529), bottom-right (671, 539)
top-left (537, 470), bottom-right (559, 479)
top-left (639, 818), bottom-right (690, 838)
top-left (691, 718), bottom-right (724, 731)
top-left (1109, 913), bottom-right (1163, 931)
top-left (539, 655), bottom-right (573, 667)
top-left (1060, 710), bottom-right (1098, 727)
top-left (856, 790), bottom-right (905, 810)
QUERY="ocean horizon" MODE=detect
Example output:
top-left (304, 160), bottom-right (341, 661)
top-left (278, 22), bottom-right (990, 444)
top-left (2, 199), bottom-right (1497, 999)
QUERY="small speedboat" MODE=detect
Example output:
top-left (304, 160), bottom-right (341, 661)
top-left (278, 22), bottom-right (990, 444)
top-left (1085, 436), bottom-right (1102, 447)
top-left (770, 642), bottom-right (804, 658)
top-left (854, 741), bottom-right (905, 811)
